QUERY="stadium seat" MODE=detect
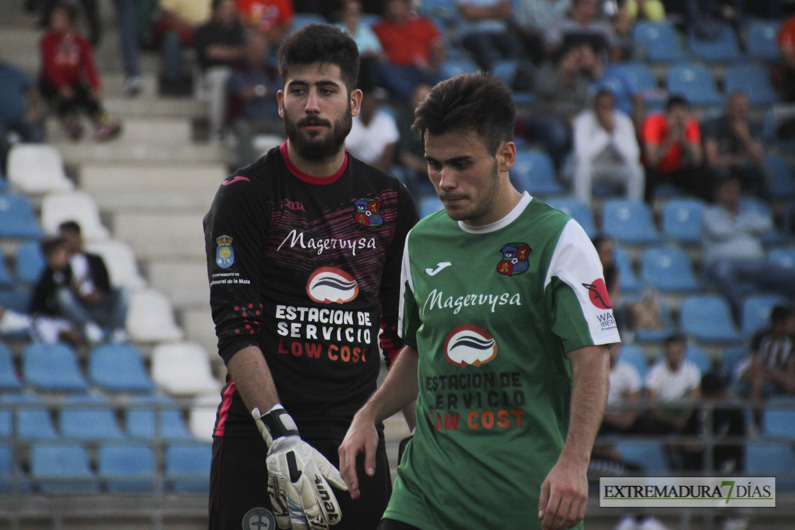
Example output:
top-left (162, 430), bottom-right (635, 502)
top-left (618, 343), bottom-right (649, 380)
top-left (13, 240), bottom-right (45, 285)
top-left (740, 197), bottom-right (784, 245)
top-left (613, 61), bottom-right (657, 92)
top-left (640, 246), bottom-right (702, 293)
top-left (746, 18), bottom-right (782, 62)
top-left (288, 13), bottom-right (327, 33)
top-left (686, 344), bottom-right (713, 375)
top-left (417, 194), bottom-right (444, 219)
top-left (58, 394), bottom-right (128, 442)
top-left (30, 442), bottom-right (100, 493)
top-left (545, 197), bottom-right (597, 238)
top-left (764, 153), bottom-right (795, 199)
top-left (679, 294), bottom-right (741, 343)
top-left (632, 295), bottom-right (678, 343)
top-left (615, 442), bottom-right (670, 474)
top-left (0, 444), bottom-right (18, 492)
top-left (632, 21), bottom-right (688, 62)
top-left (687, 22), bottom-right (743, 63)
top-left (0, 193), bottom-right (44, 239)
top-left (441, 57), bottom-right (479, 79)
top-left (126, 288), bottom-right (184, 342)
top-left (721, 344), bottom-right (747, 382)
top-left (98, 443), bottom-right (155, 493)
top-left (661, 198), bottom-right (706, 245)
top-left (22, 342), bottom-right (89, 393)
top-left (88, 343), bottom-right (155, 393)
top-left (125, 394), bottom-right (195, 442)
top-left (165, 443), bottom-right (213, 493)
top-left (601, 199), bottom-right (662, 245)
top-left (40, 191), bottom-right (110, 240)
top-left (84, 239), bottom-right (147, 291)
top-left (6, 144), bottom-right (73, 194)
top-left (666, 63), bottom-right (724, 107)
top-left (151, 342), bottom-right (220, 396)
top-left (420, 0), bottom-right (458, 20)
top-left (491, 59), bottom-right (534, 105)
top-left (724, 64), bottom-right (780, 106)
top-left (768, 248), bottom-right (795, 270)
top-left (0, 289), bottom-right (31, 315)
top-left (745, 443), bottom-right (795, 488)
top-left (614, 246), bottom-right (642, 294)
top-left (762, 397), bottom-right (795, 440)
top-left (0, 393), bottom-right (60, 441)
top-left (0, 256), bottom-right (13, 289)
top-left (0, 343), bottom-right (21, 391)
top-left (511, 149), bottom-right (565, 196)
top-left (741, 294), bottom-right (789, 338)
top-left (189, 393), bottom-right (221, 442)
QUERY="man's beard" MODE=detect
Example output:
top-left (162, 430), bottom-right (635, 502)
top-left (283, 105), bottom-right (352, 161)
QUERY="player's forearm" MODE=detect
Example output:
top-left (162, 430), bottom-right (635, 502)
top-left (227, 345), bottom-right (281, 416)
top-left (358, 346), bottom-right (419, 424)
top-left (561, 346), bottom-right (610, 464)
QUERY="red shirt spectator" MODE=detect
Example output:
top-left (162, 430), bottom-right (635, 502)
top-left (641, 112), bottom-right (700, 173)
top-left (373, 9), bottom-right (442, 68)
top-left (237, 0), bottom-right (294, 44)
top-left (39, 30), bottom-right (100, 92)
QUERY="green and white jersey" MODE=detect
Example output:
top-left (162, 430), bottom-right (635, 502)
top-left (387, 192), bottom-right (620, 529)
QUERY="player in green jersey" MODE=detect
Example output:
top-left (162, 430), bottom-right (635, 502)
top-left (339, 73), bottom-right (619, 530)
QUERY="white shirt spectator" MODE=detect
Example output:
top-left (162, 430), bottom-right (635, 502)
top-left (608, 360), bottom-right (642, 406)
top-left (701, 202), bottom-right (772, 268)
top-left (346, 109), bottom-right (399, 167)
top-left (645, 359), bottom-right (701, 402)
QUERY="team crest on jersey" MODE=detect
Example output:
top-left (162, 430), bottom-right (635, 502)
top-left (241, 507), bottom-right (275, 529)
top-left (215, 235), bottom-right (235, 269)
top-left (583, 278), bottom-right (612, 309)
top-left (354, 198), bottom-right (383, 226)
top-left (444, 324), bottom-right (498, 367)
top-left (306, 267), bottom-right (359, 304)
top-left (496, 243), bottom-right (531, 276)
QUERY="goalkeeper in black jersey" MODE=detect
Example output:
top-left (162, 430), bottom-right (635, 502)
top-left (204, 24), bottom-right (418, 530)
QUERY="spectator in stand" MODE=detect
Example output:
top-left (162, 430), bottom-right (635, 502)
top-left (29, 236), bottom-right (86, 347)
top-left (515, 42), bottom-right (589, 171)
top-left (580, 39), bottom-right (645, 128)
top-left (345, 88), bottom-right (399, 172)
top-left (36, 0), bottom-right (102, 46)
top-left (237, 0), bottom-right (294, 47)
top-left (335, 0), bottom-right (385, 91)
top-left (702, 91), bottom-right (768, 200)
top-left (640, 94), bottom-right (710, 203)
top-left (38, 2), bottom-right (121, 142)
top-left (113, 0), bottom-right (143, 97)
top-left (0, 305), bottom-right (32, 338)
top-left (643, 333), bottom-right (701, 435)
top-left (544, 0), bottom-right (623, 63)
top-left (514, 0), bottom-right (571, 64)
top-left (776, 13), bottom-right (795, 102)
top-left (455, 0), bottom-right (524, 72)
top-left (394, 82), bottom-right (433, 197)
top-left (0, 52), bottom-right (44, 173)
top-left (195, 0), bottom-right (247, 142)
top-left (570, 88), bottom-right (643, 204)
top-left (372, 0), bottom-right (445, 103)
top-left (150, 0), bottom-right (212, 94)
top-left (620, 0), bottom-right (665, 22)
top-left (702, 175), bottom-right (795, 325)
top-left (227, 32), bottom-right (283, 166)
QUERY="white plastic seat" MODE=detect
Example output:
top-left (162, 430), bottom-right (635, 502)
top-left (40, 191), bottom-right (110, 240)
top-left (6, 144), bottom-right (73, 194)
top-left (84, 239), bottom-right (147, 291)
top-left (151, 342), bottom-right (220, 396)
top-left (126, 288), bottom-right (184, 342)
top-left (189, 393), bottom-right (221, 442)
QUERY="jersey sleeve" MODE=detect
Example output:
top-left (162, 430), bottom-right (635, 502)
top-left (203, 177), bottom-right (269, 364)
top-left (397, 229), bottom-right (420, 350)
top-left (380, 183), bottom-right (419, 364)
top-left (544, 219), bottom-right (621, 353)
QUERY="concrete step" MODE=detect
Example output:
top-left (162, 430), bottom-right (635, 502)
top-left (79, 162), bottom-right (226, 191)
top-left (51, 139), bottom-right (225, 165)
top-left (46, 115), bottom-right (192, 145)
top-left (147, 260), bottom-right (210, 308)
top-left (112, 211), bottom-right (206, 260)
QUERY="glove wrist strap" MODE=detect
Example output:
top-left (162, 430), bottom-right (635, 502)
top-left (262, 407), bottom-right (300, 440)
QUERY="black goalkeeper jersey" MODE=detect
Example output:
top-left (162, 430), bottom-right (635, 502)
top-left (203, 143), bottom-right (418, 441)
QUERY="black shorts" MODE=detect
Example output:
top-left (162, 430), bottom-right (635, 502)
top-left (209, 435), bottom-right (392, 530)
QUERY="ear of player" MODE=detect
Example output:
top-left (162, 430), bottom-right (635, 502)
top-left (253, 406), bottom-right (348, 529)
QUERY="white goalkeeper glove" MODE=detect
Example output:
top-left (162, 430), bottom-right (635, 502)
top-left (253, 405), bottom-right (347, 529)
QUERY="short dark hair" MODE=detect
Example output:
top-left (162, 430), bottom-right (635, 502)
top-left (771, 305), bottom-right (795, 324)
top-left (40, 236), bottom-right (65, 257)
top-left (53, 1), bottom-right (78, 23)
top-left (412, 73), bottom-right (516, 156)
top-left (277, 23), bottom-right (359, 94)
top-left (58, 220), bottom-right (81, 235)
top-left (666, 94), bottom-right (689, 112)
top-left (664, 333), bottom-right (687, 347)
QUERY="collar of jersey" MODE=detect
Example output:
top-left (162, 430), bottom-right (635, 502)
top-left (279, 142), bottom-right (348, 185)
top-left (458, 192), bottom-right (533, 234)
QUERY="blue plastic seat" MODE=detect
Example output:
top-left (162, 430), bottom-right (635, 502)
top-left (441, 57), bottom-right (479, 79)
top-left (89, 343), bottom-right (155, 393)
top-left (747, 18), bottom-right (782, 62)
top-left (22, 342), bottom-right (89, 393)
top-left (30, 442), bottom-right (100, 493)
top-left (417, 194), bottom-right (444, 219)
top-left (614, 246), bottom-right (642, 294)
top-left (491, 59), bottom-right (534, 105)
top-left (632, 21), bottom-right (688, 62)
top-left (666, 63), bottom-right (724, 107)
top-left (768, 248), bottom-right (795, 271)
top-left (742, 294), bottom-right (790, 338)
top-left (721, 344), bottom-right (747, 381)
top-left (686, 344), bottom-right (713, 375)
top-left (545, 197), bottom-right (597, 238)
top-left (288, 13), bottom-right (327, 33)
top-left (13, 240), bottom-right (46, 284)
top-left (679, 294), bottom-right (741, 343)
top-left (98, 443), bottom-right (155, 493)
top-left (745, 443), bottom-right (795, 489)
top-left (0, 256), bottom-right (13, 289)
top-left (125, 394), bottom-right (195, 442)
top-left (739, 197), bottom-right (784, 245)
top-left (762, 397), bottom-right (795, 440)
top-left (58, 394), bottom-right (127, 442)
top-left (640, 246), bottom-right (702, 293)
top-left (511, 149), bottom-right (565, 196)
top-left (618, 343), bottom-right (649, 380)
top-left (724, 64), bottom-right (780, 106)
top-left (0, 343), bottom-right (21, 391)
top-left (0, 194), bottom-right (44, 239)
top-left (615, 442), bottom-right (670, 474)
top-left (688, 22), bottom-right (743, 63)
top-left (0, 393), bottom-right (60, 441)
top-left (613, 61), bottom-right (657, 92)
top-left (764, 153), bottom-right (795, 199)
top-left (601, 199), bottom-right (662, 245)
top-left (661, 198), bottom-right (706, 245)
top-left (166, 443), bottom-right (213, 492)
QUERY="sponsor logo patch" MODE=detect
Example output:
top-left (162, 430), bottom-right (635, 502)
top-left (306, 267), bottom-right (359, 304)
top-left (216, 235), bottom-right (235, 268)
top-left (496, 243), bottom-right (531, 276)
top-left (241, 506), bottom-right (275, 529)
top-left (354, 198), bottom-right (383, 226)
top-left (444, 324), bottom-right (498, 367)
top-left (583, 278), bottom-right (612, 309)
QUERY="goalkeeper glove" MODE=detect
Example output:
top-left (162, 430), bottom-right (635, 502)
top-left (253, 406), bottom-right (347, 529)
